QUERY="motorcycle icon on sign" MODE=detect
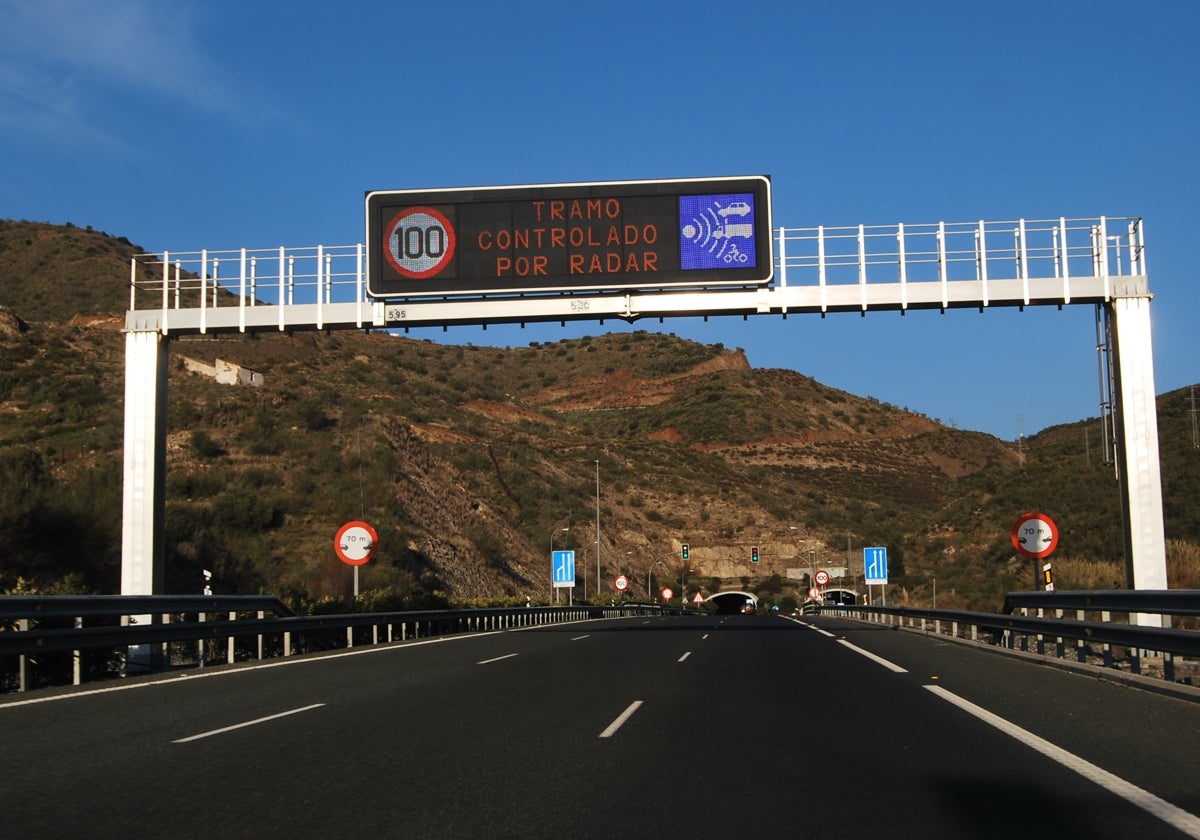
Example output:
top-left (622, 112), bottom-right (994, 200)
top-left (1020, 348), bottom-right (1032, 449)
top-left (722, 243), bottom-right (750, 264)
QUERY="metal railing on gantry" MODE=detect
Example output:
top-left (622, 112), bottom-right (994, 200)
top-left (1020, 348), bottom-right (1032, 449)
top-left (125, 216), bottom-right (1145, 334)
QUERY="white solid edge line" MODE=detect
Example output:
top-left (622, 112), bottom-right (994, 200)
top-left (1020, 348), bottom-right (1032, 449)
top-left (2, 615), bottom-right (636, 710)
top-left (173, 703), bottom-right (325, 744)
top-left (925, 685), bottom-right (1200, 839)
top-left (0, 632), bottom-right (493, 709)
top-left (836, 638), bottom-right (908, 673)
top-left (599, 700), bottom-right (644, 738)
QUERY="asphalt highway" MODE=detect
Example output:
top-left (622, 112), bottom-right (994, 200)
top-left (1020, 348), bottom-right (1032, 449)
top-left (2, 613), bottom-right (1198, 839)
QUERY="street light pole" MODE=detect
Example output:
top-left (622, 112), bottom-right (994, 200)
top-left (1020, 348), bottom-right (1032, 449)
top-left (648, 558), bottom-right (664, 604)
top-left (646, 550), bottom-right (679, 605)
top-left (550, 526), bottom-right (568, 605)
top-left (595, 460), bottom-right (601, 599)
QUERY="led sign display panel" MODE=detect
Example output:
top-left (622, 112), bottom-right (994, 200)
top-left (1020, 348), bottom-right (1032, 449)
top-left (365, 176), bottom-right (771, 298)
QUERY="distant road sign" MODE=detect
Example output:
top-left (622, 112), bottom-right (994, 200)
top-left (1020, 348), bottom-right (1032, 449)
top-left (366, 176), bottom-right (772, 298)
top-left (614, 575), bottom-right (629, 591)
top-left (552, 550), bottom-right (576, 588)
top-left (864, 547), bottom-right (888, 584)
top-left (1012, 513), bottom-right (1059, 559)
top-left (814, 569), bottom-right (831, 587)
top-left (334, 521), bottom-right (378, 566)
top-left (692, 592), bottom-right (705, 604)
top-left (661, 588), bottom-right (674, 601)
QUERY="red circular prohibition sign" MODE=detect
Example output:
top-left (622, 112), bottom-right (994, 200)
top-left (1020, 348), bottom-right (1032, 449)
top-left (383, 206), bottom-right (456, 279)
top-left (1011, 512), bottom-right (1059, 560)
top-left (334, 520), bottom-right (379, 566)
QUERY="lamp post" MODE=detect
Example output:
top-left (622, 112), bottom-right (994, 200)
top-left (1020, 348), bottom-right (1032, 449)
top-left (550, 526), bottom-right (568, 605)
top-left (646, 550), bottom-right (680, 604)
top-left (648, 557), bottom-right (666, 604)
top-left (790, 526), bottom-right (815, 591)
top-left (595, 460), bottom-right (601, 600)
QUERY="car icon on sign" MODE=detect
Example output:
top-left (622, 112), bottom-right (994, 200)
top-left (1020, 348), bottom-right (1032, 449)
top-left (717, 201), bottom-right (752, 217)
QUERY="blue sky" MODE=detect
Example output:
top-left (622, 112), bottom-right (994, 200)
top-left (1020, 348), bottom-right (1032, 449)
top-left (2, 0), bottom-right (1197, 439)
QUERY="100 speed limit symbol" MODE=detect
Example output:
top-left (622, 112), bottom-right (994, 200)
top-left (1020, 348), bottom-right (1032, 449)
top-left (384, 206), bottom-right (456, 279)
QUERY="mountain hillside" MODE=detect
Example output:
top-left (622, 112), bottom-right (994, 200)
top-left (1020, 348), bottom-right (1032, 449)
top-left (2, 220), bottom-right (1198, 611)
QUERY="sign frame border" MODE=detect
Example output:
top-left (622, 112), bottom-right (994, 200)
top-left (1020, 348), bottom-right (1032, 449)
top-left (365, 175), bottom-right (773, 299)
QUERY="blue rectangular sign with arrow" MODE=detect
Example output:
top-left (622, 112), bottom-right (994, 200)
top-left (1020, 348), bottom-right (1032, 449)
top-left (552, 550), bottom-right (576, 588)
top-left (864, 547), bottom-right (888, 585)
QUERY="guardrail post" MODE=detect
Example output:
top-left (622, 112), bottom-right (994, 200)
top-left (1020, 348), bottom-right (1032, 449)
top-left (73, 616), bottom-right (83, 686)
top-left (1102, 611), bottom-right (1113, 668)
top-left (1076, 610), bottom-right (1087, 662)
top-left (18, 618), bottom-right (30, 691)
top-left (228, 611), bottom-right (236, 664)
top-left (257, 611), bottom-right (265, 660)
top-left (284, 630), bottom-right (292, 656)
top-left (346, 626), bottom-right (354, 648)
top-left (198, 611), bottom-right (206, 668)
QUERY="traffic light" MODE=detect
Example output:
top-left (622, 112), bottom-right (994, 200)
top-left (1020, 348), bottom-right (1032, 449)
top-left (681, 543), bottom-right (689, 561)
top-left (751, 546), bottom-right (759, 563)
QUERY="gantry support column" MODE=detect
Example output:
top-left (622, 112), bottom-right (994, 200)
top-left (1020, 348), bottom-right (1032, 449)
top-left (121, 329), bottom-right (168, 597)
top-left (1107, 277), bottom-right (1169, 622)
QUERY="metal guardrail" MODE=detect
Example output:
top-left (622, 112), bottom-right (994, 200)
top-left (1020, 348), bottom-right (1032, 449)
top-left (1002, 589), bottom-right (1200, 616)
top-left (0, 594), bottom-right (295, 621)
top-left (821, 590), bottom-right (1200, 685)
top-left (0, 595), bottom-right (671, 694)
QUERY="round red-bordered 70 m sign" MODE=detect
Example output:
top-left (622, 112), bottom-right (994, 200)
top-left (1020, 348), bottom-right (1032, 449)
top-left (1011, 512), bottom-right (1059, 560)
top-left (334, 520), bottom-right (379, 566)
top-left (383, 206), bottom-right (456, 279)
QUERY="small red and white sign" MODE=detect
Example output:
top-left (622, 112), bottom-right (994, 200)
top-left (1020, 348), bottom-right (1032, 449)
top-left (334, 520), bottom-right (378, 566)
top-left (614, 575), bottom-right (629, 591)
top-left (814, 569), bottom-right (831, 587)
top-left (808, 587), bottom-right (822, 600)
top-left (383, 206), bottom-right (456, 279)
top-left (692, 592), bottom-right (705, 604)
top-left (1011, 512), bottom-right (1059, 560)
top-left (661, 587), bottom-right (674, 601)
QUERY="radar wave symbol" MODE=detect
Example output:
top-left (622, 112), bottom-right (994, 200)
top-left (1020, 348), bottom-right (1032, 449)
top-left (681, 205), bottom-right (731, 261)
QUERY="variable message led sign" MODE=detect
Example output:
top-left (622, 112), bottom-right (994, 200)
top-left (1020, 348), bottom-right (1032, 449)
top-left (365, 176), bottom-right (772, 298)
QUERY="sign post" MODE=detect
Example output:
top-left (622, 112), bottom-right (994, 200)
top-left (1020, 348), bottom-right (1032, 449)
top-left (552, 549), bottom-right (576, 605)
top-left (864, 546), bottom-right (888, 606)
top-left (1011, 512), bottom-right (1059, 589)
top-left (334, 520), bottom-right (379, 599)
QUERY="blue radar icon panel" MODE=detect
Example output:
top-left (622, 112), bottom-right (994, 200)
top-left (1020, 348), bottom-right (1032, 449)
top-left (678, 193), bottom-right (758, 270)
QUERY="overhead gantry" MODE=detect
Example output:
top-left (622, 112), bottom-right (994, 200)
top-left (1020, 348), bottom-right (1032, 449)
top-left (122, 214), bottom-right (1165, 622)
